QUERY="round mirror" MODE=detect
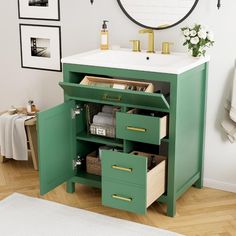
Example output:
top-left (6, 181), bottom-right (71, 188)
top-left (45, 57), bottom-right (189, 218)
top-left (117, 0), bottom-right (199, 30)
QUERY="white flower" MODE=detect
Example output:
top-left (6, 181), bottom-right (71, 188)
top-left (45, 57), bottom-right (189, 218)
top-left (183, 29), bottom-right (190, 36)
top-left (207, 31), bottom-right (214, 41)
top-left (186, 36), bottom-right (190, 40)
top-left (190, 30), bottom-right (197, 37)
top-left (190, 36), bottom-right (200, 45)
top-left (200, 24), bottom-right (208, 31)
top-left (198, 30), bottom-right (207, 39)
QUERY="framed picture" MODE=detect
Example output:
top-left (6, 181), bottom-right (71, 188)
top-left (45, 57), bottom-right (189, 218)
top-left (18, 0), bottom-right (60, 21)
top-left (19, 24), bottom-right (62, 72)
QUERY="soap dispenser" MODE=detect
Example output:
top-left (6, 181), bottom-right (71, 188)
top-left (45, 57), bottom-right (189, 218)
top-left (100, 20), bottom-right (109, 50)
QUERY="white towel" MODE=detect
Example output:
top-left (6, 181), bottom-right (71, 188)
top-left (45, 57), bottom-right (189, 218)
top-left (102, 105), bottom-right (114, 114)
top-left (221, 61), bottom-right (236, 143)
top-left (0, 113), bottom-right (34, 160)
top-left (0, 113), bottom-right (19, 158)
top-left (229, 65), bottom-right (236, 122)
top-left (93, 114), bottom-right (115, 126)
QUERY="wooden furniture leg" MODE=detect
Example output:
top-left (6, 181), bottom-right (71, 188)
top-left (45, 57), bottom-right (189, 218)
top-left (26, 124), bottom-right (38, 170)
top-left (0, 155), bottom-right (7, 163)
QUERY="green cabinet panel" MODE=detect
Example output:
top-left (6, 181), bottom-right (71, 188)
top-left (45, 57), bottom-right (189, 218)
top-left (37, 58), bottom-right (208, 217)
top-left (102, 179), bottom-right (146, 214)
top-left (59, 82), bottom-right (169, 111)
top-left (116, 112), bottom-right (167, 145)
top-left (101, 150), bottom-right (147, 186)
top-left (37, 101), bottom-right (76, 195)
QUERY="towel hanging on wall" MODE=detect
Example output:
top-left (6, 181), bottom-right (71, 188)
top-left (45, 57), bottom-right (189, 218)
top-left (221, 61), bottom-right (236, 143)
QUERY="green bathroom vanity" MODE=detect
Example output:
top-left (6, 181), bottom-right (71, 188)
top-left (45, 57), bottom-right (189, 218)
top-left (37, 49), bottom-right (209, 217)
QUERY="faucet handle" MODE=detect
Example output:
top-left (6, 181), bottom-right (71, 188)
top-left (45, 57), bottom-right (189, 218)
top-left (130, 40), bottom-right (141, 52)
top-left (162, 42), bottom-right (174, 54)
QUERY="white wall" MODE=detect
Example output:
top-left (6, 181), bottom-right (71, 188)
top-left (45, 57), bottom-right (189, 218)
top-left (0, 1), bottom-right (235, 192)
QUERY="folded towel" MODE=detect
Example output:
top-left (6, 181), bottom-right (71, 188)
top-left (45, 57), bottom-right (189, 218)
top-left (0, 113), bottom-right (34, 160)
top-left (102, 105), bottom-right (115, 114)
top-left (96, 112), bottom-right (113, 118)
top-left (93, 114), bottom-right (115, 126)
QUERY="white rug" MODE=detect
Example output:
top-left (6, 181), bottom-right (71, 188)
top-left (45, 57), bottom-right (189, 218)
top-left (0, 193), bottom-right (182, 236)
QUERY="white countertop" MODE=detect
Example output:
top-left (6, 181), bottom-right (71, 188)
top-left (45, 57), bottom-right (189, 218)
top-left (62, 48), bottom-right (210, 75)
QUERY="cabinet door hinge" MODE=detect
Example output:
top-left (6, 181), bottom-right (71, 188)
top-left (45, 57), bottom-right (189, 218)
top-left (71, 106), bottom-right (83, 119)
top-left (73, 156), bottom-right (82, 170)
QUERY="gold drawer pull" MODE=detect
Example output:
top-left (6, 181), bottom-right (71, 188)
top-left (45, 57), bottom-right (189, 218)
top-left (103, 94), bottom-right (121, 102)
top-left (112, 194), bottom-right (132, 202)
top-left (112, 165), bottom-right (132, 172)
top-left (127, 126), bottom-right (146, 132)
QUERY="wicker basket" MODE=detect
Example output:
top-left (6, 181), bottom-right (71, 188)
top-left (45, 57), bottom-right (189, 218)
top-left (85, 103), bottom-right (119, 138)
top-left (86, 151), bottom-right (101, 176)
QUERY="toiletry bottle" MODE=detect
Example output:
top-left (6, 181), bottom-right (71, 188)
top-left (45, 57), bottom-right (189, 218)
top-left (100, 20), bottom-right (109, 50)
top-left (27, 100), bottom-right (32, 113)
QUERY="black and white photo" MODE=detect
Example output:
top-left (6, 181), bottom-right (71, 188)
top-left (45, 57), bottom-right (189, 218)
top-left (18, 0), bottom-right (60, 20)
top-left (31, 38), bottom-right (51, 58)
top-left (28, 0), bottom-right (49, 7)
top-left (19, 24), bottom-right (62, 71)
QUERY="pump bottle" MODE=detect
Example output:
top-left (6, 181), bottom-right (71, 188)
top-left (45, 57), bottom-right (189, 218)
top-left (100, 20), bottom-right (109, 50)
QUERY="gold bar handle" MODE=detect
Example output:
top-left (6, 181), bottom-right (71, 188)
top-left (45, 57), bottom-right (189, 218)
top-left (127, 126), bottom-right (146, 132)
top-left (112, 165), bottom-right (132, 172)
top-left (103, 94), bottom-right (121, 102)
top-left (112, 194), bottom-right (132, 202)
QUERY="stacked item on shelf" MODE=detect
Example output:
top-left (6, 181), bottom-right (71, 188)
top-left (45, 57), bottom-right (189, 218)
top-left (86, 146), bottom-right (122, 176)
top-left (87, 105), bottom-right (120, 138)
top-left (80, 76), bottom-right (154, 93)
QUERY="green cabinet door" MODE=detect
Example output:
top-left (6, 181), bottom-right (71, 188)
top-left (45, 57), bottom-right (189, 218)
top-left (37, 101), bottom-right (76, 195)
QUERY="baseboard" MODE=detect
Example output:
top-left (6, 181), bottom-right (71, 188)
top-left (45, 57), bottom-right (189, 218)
top-left (204, 178), bottom-right (236, 193)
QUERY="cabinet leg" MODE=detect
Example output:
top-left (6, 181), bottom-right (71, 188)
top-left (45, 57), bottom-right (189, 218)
top-left (67, 181), bottom-right (75, 193)
top-left (166, 200), bottom-right (176, 217)
top-left (194, 176), bottom-right (203, 189)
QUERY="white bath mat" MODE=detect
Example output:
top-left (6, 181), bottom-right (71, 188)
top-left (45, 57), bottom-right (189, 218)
top-left (0, 193), bottom-right (182, 236)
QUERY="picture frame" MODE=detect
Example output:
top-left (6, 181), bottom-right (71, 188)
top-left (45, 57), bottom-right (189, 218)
top-left (19, 24), bottom-right (62, 72)
top-left (18, 0), bottom-right (60, 21)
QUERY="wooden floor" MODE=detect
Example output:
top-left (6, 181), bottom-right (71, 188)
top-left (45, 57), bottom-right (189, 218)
top-left (0, 158), bottom-right (236, 236)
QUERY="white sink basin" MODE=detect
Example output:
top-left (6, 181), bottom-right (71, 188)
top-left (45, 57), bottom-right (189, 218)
top-left (62, 49), bottom-right (210, 74)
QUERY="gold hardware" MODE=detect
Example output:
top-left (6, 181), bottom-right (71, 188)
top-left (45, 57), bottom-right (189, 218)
top-left (127, 126), bottom-right (146, 132)
top-left (112, 165), bottom-right (132, 172)
top-left (129, 40), bottom-right (141, 52)
top-left (139, 28), bottom-right (155, 53)
top-left (112, 194), bottom-right (132, 202)
top-left (162, 42), bottom-right (173, 55)
top-left (102, 94), bottom-right (121, 102)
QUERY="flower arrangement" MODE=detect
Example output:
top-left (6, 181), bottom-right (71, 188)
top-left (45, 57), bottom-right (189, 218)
top-left (181, 24), bottom-right (215, 57)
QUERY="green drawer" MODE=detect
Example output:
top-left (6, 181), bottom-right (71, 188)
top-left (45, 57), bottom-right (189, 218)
top-left (102, 179), bottom-right (146, 214)
top-left (102, 151), bottom-right (166, 214)
top-left (101, 150), bottom-right (147, 186)
top-left (116, 112), bottom-right (167, 145)
top-left (59, 82), bottom-right (169, 111)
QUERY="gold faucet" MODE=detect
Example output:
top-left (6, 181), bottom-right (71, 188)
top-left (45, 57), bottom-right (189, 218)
top-left (139, 28), bottom-right (155, 53)
top-left (130, 40), bottom-right (141, 52)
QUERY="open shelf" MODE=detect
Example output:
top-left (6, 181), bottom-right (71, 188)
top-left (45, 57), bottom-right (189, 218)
top-left (77, 131), bottom-right (123, 148)
top-left (72, 171), bottom-right (101, 189)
